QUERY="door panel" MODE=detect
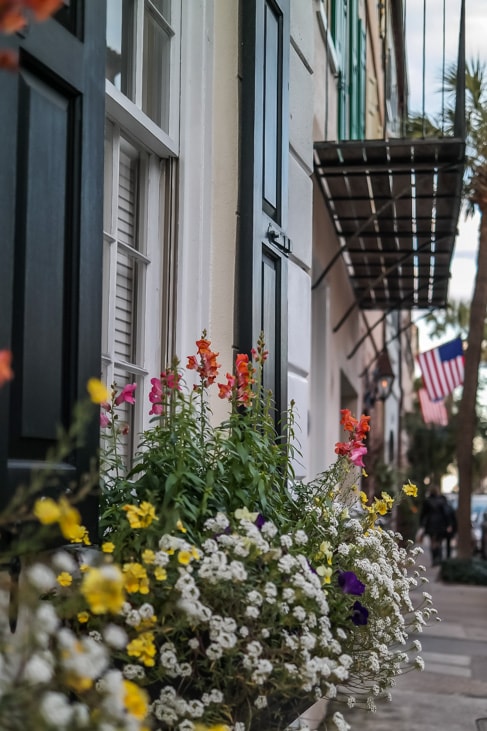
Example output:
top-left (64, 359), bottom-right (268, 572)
top-left (0, 2), bottom-right (106, 538)
top-left (238, 0), bottom-right (289, 417)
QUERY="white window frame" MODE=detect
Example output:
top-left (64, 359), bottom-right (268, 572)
top-left (105, 0), bottom-right (181, 151)
top-left (102, 0), bottom-right (180, 460)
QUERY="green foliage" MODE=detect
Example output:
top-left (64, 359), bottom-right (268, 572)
top-left (404, 408), bottom-right (457, 488)
top-left (100, 336), bottom-right (299, 547)
top-left (440, 557), bottom-right (487, 585)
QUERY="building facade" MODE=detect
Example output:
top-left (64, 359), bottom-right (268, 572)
top-left (2, 0), bottom-right (465, 526)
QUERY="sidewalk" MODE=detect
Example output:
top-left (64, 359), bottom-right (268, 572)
top-left (325, 561), bottom-right (487, 731)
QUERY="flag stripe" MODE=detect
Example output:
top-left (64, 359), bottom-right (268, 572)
top-left (418, 388), bottom-right (448, 426)
top-left (417, 338), bottom-right (464, 402)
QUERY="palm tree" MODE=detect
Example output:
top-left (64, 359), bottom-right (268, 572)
top-left (409, 59), bottom-right (487, 558)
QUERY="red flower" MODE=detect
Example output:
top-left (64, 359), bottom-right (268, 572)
top-left (334, 441), bottom-right (350, 457)
top-left (336, 410), bottom-right (370, 466)
top-left (235, 353), bottom-right (255, 405)
top-left (0, 0), bottom-right (62, 33)
top-left (115, 383), bottom-right (136, 406)
top-left (187, 338), bottom-right (220, 387)
top-left (0, 49), bottom-right (18, 70)
top-left (149, 377), bottom-right (163, 415)
top-left (218, 373), bottom-right (236, 400)
top-left (0, 349), bottom-right (13, 387)
top-left (349, 442), bottom-right (367, 467)
top-left (340, 408), bottom-right (358, 433)
top-left (356, 414), bottom-right (371, 440)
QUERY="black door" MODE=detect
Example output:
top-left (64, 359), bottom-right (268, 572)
top-left (238, 0), bottom-right (290, 416)
top-left (0, 2), bottom-right (106, 538)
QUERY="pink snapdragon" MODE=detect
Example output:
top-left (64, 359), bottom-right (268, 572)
top-left (115, 383), bottom-right (137, 406)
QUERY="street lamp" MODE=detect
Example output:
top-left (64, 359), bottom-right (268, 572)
top-left (364, 349), bottom-right (395, 409)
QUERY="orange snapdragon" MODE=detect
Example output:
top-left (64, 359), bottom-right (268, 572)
top-left (187, 337), bottom-right (221, 386)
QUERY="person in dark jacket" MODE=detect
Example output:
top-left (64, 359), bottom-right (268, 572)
top-left (420, 486), bottom-right (449, 566)
top-left (442, 497), bottom-right (457, 559)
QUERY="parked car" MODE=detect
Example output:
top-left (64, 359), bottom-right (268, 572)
top-left (446, 493), bottom-right (487, 555)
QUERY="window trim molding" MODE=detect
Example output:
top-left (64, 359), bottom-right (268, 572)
top-left (106, 81), bottom-right (179, 158)
top-left (317, 2), bottom-right (339, 76)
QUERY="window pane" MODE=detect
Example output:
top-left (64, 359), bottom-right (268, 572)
top-left (263, 2), bottom-right (280, 216)
top-left (150, 0), bottom-right (171, 22)
top-left (106, 0), bottom-right (134, 99)
top-left (142, 6), bottom-right (171, 131)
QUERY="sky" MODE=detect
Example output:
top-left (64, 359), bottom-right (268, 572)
top-left (405, 0), bottom-right (487, 344)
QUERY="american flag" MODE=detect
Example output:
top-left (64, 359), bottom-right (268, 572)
top-left (418, 388), bottom-right (448, 426)
top-left (417, 337), bottom-right (464, 402)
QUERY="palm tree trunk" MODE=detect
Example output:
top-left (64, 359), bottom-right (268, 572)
top-left (456, 206), bottom-right (487, 558)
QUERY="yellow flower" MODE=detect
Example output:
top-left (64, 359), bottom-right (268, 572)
top-left (65, 673), bottom-right (93, 693)
top-left (359, 491), bottom-right (368, 505)
top-left (81, 565), bottom-right (125, 614)
top-left (123, 504), bottom-right (143, 529)
top-left (142, 549), bottom-right (155, 564)
top-left (126, 632), bottom-right (156, 667)
top-left (176, 519), bottom-right (187, 533)
top-left (138, 501), bottom-right (157, 528)
top-left (316, 565), bottom-right (333, 584)
top-left (33, 497), bottom-right (61, 525)
top-left (374, 499), bottom-right (389, 516)
top-left (102, 541), bottom-right (115, 553)
top-left (403, 481), bottom-right (418, 498)
top-left (123, 679), bottom-right (149, 720)
top-left (314, 541), bottom-right (332, 564)
top-left (57, 572), bottom-right (72, 587)
top-left (123, 502), bottom-right (157, 529)
top-left (123, 563), bottom-right (150, 594)
top-left (58, 497), bottom-right (83, 539)
top-left (191, 546), bottom-right (200, 560)
top-left (154, 566), bottom-right (167, 581)
top-left (177, 550), bottom-right (192, 566)
top-left (194, 724), bottom-right (231, 731)
top-left (77, 611), bottom-right (90, 623)
top-left (79, 563), bottom-right (89, 573)
top-left (67, 524), bottom-right (91, 546)
top-left (87, 378), bottom-right (109, 404)
top-left (381, 491), bottom-right (394, 510)
top-left (234, 507), bottom-right (259, 521)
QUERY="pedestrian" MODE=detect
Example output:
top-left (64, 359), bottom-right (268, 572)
top-left (419, 486), bottom-right (450, 566)
top-left (442, 496), bottom-right (457, 559)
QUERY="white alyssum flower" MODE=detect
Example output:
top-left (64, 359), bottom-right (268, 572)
top-left (294, 529), bottom-right (308, 545)
top-left (40, 691), bottom-right (73, 728)
top-left (103, 624), bottom-right (128, 649)
top-left (52, 551), bottom-right (78, 573)
top-left (123, 664), bottom-right (146, 680)
top-left (26, 563), bottom-right (56, 592)
top-left (23, 653), bottom-right (54, 684)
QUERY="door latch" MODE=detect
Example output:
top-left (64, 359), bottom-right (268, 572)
top-left (266, 225), bottom-right (292, 255)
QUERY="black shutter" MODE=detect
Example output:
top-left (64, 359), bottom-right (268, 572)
top-left (0, 2), bottom-right (106, 538)
top-left (238, 0), bottom-right (289, 416)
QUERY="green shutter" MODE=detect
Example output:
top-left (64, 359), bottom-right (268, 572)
top-left (358, 19), bottom-right (367, 139)
top-left (349, 0), bottom-right (359, 138)
top-left (332, 0), bottom-right (348, 139)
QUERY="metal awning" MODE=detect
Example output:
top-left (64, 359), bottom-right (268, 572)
top-left (313, 137), bottom-right (465, 329)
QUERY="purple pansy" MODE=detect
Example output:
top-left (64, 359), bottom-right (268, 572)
top-left (255, 513), bottom-right (266, 530)
top-left (350, 600), bottom-right (369, 626)
top-left (338, 570), bottom-right (366, 596)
